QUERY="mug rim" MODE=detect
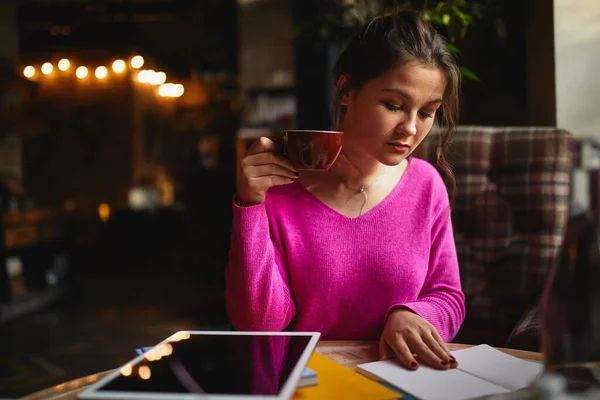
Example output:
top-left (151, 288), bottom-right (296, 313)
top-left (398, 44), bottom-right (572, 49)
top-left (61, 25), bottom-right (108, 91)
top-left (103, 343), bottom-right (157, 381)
top-left (282, 130), bottom-right (343, 135)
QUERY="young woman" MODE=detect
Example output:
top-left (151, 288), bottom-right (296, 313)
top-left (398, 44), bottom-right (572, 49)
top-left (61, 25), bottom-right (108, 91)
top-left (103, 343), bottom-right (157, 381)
top-left (225, 10), bottom-right (465, 371)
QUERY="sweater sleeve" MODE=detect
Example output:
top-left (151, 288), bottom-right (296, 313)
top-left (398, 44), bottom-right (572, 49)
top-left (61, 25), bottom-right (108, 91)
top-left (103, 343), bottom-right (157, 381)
top-left (399, 205), bottom-right (466, 341)
top-left (224, 199), bottom-right (297, 331)
top-left (388, 177), bottom-right (466, 342)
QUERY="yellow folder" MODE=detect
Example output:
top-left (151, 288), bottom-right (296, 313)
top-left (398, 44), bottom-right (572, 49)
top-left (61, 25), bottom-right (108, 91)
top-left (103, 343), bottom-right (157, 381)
top-left (293, 352), bottom-right (401, 399)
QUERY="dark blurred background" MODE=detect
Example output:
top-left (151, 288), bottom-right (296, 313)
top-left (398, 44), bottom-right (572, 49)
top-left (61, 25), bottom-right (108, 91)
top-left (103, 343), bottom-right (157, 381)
top-left (0, 0), bottom-right (568, 396)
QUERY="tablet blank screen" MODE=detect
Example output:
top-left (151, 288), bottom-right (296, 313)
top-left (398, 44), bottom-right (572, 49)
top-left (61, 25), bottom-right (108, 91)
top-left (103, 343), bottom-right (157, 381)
top-left (97, 333), bottom-right (312, 395)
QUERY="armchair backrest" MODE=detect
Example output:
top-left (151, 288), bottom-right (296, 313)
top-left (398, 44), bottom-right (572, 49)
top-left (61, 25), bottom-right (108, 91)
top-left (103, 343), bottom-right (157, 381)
top-left (414, 126), bottom-right (574, 344)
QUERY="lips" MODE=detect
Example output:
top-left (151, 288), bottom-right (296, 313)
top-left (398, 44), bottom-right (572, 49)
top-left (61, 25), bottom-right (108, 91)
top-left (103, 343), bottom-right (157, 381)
top-left (387, 142), bottom-right (411, 150)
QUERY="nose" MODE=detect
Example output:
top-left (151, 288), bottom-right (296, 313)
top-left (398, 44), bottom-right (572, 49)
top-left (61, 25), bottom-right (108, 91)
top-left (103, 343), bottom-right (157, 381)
top-left (396, 112), bottom-right (417, 137)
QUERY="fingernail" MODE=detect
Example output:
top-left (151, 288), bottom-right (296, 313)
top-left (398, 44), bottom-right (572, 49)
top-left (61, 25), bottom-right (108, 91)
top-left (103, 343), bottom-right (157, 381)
top-left (450, 356), bottom-right (456, 362)
top-left (410, 362), bottom-right (418, 369)
top-left (441, 361), bottom-right (448, 366)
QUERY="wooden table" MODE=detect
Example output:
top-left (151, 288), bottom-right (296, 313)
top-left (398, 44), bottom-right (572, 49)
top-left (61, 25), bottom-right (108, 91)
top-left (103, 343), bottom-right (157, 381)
top-left (22, 341), bottom-right (542, 400)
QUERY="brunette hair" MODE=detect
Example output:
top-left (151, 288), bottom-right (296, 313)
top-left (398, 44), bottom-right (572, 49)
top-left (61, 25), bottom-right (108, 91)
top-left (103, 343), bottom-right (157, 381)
top-left (332, 10), bottom-right (459, 204)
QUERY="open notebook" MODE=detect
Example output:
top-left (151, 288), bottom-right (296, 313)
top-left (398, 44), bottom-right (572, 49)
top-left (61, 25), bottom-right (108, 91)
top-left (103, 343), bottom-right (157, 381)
top-left (357, 345), bottom-right (544, 400)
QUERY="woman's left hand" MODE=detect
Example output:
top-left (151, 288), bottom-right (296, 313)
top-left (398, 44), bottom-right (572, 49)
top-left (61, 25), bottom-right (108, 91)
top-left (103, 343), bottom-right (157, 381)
top-left (378, 308), bottom-right (458, 370)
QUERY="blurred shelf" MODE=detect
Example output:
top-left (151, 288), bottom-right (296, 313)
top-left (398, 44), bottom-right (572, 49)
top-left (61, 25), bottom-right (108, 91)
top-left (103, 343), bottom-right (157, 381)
top-left (246, 86), bottom-right (295, 97)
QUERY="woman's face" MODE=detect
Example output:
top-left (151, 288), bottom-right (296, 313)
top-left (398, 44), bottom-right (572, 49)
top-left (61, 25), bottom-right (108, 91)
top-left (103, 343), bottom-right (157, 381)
top-left (341, 61), bottom-right (447, 166)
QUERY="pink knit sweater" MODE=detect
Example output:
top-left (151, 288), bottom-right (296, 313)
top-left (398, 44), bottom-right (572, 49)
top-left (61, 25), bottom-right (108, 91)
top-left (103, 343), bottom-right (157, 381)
top-left (225, 158), bottom-right (465, 341)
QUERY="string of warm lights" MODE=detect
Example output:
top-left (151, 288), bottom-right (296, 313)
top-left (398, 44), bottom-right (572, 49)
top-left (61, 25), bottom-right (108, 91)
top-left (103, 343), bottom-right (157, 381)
top-left (22, 55), bottom-right (184, 98)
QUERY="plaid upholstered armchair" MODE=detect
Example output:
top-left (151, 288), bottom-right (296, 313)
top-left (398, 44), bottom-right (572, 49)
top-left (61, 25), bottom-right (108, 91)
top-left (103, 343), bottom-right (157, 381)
top-left (415, 126), bottom-right (575, 349)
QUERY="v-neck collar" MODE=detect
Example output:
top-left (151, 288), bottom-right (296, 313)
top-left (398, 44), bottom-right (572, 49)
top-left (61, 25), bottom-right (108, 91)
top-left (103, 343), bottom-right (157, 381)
top-left (292, 158), bottom-right (413, 221)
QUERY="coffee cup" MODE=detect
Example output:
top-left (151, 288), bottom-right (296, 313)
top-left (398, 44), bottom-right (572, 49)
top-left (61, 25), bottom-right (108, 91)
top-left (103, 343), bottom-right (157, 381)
top-left (281, 130), bottom-right (344, 170)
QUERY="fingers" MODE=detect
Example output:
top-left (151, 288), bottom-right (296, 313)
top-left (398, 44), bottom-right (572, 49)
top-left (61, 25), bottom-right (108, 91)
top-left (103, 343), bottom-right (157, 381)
top-left (258, 175), bottom-right (296, 188)
top-left (422, 333), bottom-right (452, 364)
top-left (431, 329), bottom-right (458, 367)
top-left (378, 335), bottom-right (393, 361)
top-left (249, 164), bottom-right (298, 180)
top-left (385, 331), bottom-right (457, 371)
top-left (236, 137), bottom-right (298, 206)
top-left (382, 309), bottom-right (457, 371)
top-left (243, 151), bottom-right (297, 173)
top-left (407, 333), bottom-right (449, 370)
top-left (388, 334), bottom-right (419, 370)
top-left (246, 137), bottom-right (277, 155)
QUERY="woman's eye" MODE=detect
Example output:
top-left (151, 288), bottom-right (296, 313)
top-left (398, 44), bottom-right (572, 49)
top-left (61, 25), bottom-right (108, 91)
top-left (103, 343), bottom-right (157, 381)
top-left (383, 102), bottom-right (402, 111)
top-left (382, 101), bottom-right (436, 118)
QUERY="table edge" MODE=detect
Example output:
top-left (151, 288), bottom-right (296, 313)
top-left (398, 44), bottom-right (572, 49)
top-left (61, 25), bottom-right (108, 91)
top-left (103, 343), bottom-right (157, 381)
top-left (20, 341), bottom-right (543, 399)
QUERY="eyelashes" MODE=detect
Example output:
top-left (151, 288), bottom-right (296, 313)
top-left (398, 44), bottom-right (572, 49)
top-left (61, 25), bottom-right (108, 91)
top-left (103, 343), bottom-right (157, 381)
top-left (381, 102), bottom-right (435, 119)
top-left (383, 102), bottom-right (402, 111)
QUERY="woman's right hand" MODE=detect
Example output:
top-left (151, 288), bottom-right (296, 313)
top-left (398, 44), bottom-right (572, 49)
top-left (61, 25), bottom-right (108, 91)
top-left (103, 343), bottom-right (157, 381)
top-left (236, 137), bottom-right (299, 206)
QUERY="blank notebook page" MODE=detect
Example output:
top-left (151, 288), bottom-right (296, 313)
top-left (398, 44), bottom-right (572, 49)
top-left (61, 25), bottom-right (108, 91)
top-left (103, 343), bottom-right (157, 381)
top-left (357, 345), bottom-right (544, 400)
top-left (452, 345), bottom-right (543, 391)
top-left (358, 360), bottom-right (509, 400)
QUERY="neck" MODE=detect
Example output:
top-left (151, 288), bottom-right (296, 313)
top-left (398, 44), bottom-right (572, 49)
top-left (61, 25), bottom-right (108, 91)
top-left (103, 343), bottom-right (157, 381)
top-left (328, 147), bottom-right (388, 190)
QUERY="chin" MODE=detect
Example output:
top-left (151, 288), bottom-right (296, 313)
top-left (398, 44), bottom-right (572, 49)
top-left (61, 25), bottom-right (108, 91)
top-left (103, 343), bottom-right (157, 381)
top-left (378, 153), bottom-right (409, 166)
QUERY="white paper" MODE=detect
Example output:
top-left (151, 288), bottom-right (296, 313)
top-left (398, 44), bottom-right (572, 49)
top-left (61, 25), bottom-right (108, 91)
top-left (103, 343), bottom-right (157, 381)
top-left (357, 345), bottom-right (544, 400)
top-left (452, 345), bottom-right (544, 391)
top-left (358, 359), bottom-right (509, 400)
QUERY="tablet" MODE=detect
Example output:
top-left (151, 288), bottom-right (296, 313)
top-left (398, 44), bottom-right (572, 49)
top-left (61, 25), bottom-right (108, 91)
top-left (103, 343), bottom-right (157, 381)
top-left (78, 331), bottom-right (321, 400)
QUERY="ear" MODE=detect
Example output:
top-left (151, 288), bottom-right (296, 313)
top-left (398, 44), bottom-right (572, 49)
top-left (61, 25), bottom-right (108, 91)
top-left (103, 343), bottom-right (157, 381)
top-left (336, 74), bottom-right (351, 106)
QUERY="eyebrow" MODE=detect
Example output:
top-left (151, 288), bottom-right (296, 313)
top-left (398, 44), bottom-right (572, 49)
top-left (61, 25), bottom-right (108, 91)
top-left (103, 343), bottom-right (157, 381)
top-left (383, 88), bottom-right (443, 105)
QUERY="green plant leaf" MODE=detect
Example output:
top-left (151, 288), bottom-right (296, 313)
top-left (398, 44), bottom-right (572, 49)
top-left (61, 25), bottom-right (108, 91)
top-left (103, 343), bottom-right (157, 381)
top-left (426, 12), bottom-right (444, 25)
top-left (496, 17), bottom-right (506, 39)
top-left (459, 66), bottom-right (480, 82)
top-left (446, 43), bottom-right (461, 55)
top-left (458, 10), bottom-right (473, 25)
top-left (442, 13), bottom-right (451, 25)
top-left (446, 14), bottom-right (457, 43)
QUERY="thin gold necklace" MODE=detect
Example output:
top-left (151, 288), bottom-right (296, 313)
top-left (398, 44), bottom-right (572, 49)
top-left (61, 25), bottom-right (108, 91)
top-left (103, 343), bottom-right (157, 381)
top-left (346, 170), bottom-right (389, 216)
top-left (330, 152), bottom-right (389, 216)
